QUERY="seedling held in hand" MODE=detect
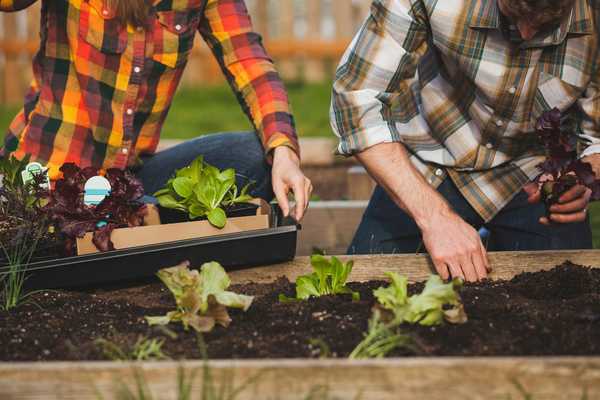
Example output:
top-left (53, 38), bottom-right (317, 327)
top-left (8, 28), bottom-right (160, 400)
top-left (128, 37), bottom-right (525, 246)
top-left (534, 108), bottom-right (600, 211)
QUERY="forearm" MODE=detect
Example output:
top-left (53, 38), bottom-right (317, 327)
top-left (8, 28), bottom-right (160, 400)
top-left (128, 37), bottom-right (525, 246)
top-left (356, 142), bottom-right (453, 230)
top-left (0, 0), bottom-right (37, 11)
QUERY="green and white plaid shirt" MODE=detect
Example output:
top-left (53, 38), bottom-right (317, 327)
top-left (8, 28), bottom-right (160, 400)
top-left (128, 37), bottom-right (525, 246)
top-left (331, 0), bottom-right (600, 221)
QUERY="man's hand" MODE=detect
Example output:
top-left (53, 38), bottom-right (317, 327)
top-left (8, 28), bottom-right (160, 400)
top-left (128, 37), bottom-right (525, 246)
top-left (524, 172), bottom-right (595, 226)
top-left (419, 206), bottom-right (491, 282)
top-left (271, 146), bottom-right (313, 221)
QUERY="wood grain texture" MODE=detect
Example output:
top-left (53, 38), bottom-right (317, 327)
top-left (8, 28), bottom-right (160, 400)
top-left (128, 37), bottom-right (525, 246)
top-left (230, 250), bottom-right (600, 284)
top-left (1, 358), bottom-right (599, 400)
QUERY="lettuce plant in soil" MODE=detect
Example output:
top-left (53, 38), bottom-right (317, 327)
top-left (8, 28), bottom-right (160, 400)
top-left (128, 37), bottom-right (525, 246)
top-left (279, 254), bottom-right (360, 302)
top-left (0, 154), bottom-right (52, 310)
top-left (154, 156), bottom-right (253, 228)
top-left (534, 108), bottom-right (600, 209)
top-left (146, 261), bottom-right (254, 333)
top-left (44, 163), bottom-right (147, 253)
top-left (351, 273), bottom-right (467, 359)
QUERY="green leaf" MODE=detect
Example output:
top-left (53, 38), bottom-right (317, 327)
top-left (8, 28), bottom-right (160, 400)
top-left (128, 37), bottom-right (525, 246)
top-left (157, 194), bottom-right (185, 211)
top-left (295, 275), bottom-right (322, 299)
top-left (373, 274), bottom-right (467, 326)
top-left (153, 156), bottom-right (256, 226)
top-left (147, 261), bottom-right (254, 333)
top-left (173, 177), bottom-right (194, 198)
top-left (207, 208), bottom-right (227, 228)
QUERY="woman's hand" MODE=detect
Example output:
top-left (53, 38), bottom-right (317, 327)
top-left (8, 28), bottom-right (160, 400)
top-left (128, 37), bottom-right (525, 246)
top-left (271, 146), bottom-right (313, 221)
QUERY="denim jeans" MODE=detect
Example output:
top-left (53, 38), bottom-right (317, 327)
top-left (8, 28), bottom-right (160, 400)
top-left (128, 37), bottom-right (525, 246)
top-left (349, 178), bottom-right (593, 254)
top-left (135, 132), bottom-right (273, 202)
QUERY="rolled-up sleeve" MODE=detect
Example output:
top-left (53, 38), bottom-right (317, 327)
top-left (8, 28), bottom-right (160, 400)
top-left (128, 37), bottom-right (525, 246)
top-left (579, 56), bottom-right (600, 158)
top-left (0, 0), bottom-right (37, 11)
top-left (198, 0), bottom-right (299, 158)
top-left (330, 0), bottom-right (431, 156)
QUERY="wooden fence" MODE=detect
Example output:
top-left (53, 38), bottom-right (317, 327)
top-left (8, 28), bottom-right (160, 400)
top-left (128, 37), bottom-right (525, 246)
top-left (0, 0), bottom-right (371, 105)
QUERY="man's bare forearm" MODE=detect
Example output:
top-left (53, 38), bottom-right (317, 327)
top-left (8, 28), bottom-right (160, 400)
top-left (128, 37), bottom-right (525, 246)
top-left (355, 142), bottom-right (453, 231)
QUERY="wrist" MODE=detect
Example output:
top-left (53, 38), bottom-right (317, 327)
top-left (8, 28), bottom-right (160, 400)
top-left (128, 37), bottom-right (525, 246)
top-left (414, 200), bottom-right (454, 233)
top-left (273, 145), bottom-right (300, 166)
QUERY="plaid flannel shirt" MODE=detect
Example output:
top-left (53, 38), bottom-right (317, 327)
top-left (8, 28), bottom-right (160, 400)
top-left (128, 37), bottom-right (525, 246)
top-left (331, 0), bottom-right (600, 221)
top-left (1, 0), bottom-right (298, 180)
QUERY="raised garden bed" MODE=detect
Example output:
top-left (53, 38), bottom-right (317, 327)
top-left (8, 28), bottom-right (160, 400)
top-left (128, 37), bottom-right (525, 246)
top-left (1, 251), bottom-right (600, 399)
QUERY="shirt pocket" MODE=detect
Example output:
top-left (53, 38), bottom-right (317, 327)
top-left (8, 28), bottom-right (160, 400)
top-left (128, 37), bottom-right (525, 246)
top-left (533, 71), bottom-right (586, 118)
top-left (78, 0), bottom-right (127, 55)
top-left (151, 10), bottom-right (200, 68)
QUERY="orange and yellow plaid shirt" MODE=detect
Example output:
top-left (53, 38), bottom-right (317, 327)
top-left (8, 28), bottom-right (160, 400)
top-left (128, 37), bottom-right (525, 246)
top-left (1, 0), bottom-right (299, 179)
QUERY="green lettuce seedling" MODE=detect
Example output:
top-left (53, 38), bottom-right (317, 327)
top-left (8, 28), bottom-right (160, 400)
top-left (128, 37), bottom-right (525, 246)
top-left (154, 156), bottom-right (253, 228)
top-left (374, 273), bottom-right (467, 326)
top-left (280, 255), bottom-right (360, 302)
top-left (146, 261), bottom-right (254, 333)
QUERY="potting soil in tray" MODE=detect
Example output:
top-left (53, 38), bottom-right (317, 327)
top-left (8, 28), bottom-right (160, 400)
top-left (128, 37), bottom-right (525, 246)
top-left (1, 262), bottom-right (599, 361)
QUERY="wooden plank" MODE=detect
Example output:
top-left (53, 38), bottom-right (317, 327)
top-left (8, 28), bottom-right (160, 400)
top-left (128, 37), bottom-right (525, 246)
top-left (230, 250), bottom-right (600, 285)
top-left (2, 14), bottom-right (22, 104)
top-left (1, 357), bottom-right (600, 400)
top-left (347, 165), bottom-right (376, 200)
top-left (296, 201), bottom-right (367, 256)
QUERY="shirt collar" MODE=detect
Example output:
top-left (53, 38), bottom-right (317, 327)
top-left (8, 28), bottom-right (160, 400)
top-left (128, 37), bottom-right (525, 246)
top-left (468, 0), bottom-right (593, 47)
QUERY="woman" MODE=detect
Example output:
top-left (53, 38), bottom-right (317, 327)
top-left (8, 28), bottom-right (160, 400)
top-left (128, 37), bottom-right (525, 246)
top-left (0, 0), bottom-right (312, 220)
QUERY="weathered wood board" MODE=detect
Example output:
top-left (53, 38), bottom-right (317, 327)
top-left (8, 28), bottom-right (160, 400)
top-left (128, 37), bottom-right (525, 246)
top-left (1, 250), bottom-right (599, 400)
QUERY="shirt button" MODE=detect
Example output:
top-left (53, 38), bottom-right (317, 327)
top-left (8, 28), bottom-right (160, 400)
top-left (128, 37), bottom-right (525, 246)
top-left (508, 87), bottom-right (517, 94)
top-left (496, 119), bottom-right (504, 127)
top-left (121, 148), bottom-right (129, 155)
top-left (137, 26), bottom-right (144, 32)
top-left (435, 168), bottom-right (443, 177)
top-left (126, 108), bottom-right (134, 115)
top-left (133, 66), bottom-right (141, 73)
top-left (486, 142), bottom-right (494, 149)
top-left (175, 24), bottom-right (182, 31)
top-left (102, 9), bottom-right (109, 16)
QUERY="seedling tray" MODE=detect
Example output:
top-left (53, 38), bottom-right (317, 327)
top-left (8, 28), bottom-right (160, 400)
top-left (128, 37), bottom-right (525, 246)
top-left (0, 216), bottom-right (298, 290)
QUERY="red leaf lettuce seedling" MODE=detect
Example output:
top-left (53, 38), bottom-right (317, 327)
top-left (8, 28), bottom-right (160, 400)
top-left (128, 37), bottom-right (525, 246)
top-left (154, 156), bottom-right (253, 228)
top-left (146, 261), bottom-right (254, 333)
top-left (279, 254), bottom-right (360, 302)
top-left (44, 163), bottom-right (147, 253)
top-left (535, 108), bottom-right (600, 209)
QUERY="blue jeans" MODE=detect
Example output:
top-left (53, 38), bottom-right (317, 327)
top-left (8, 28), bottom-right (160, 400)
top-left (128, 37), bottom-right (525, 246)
top-left (349, 178), bottom-right (593, 254)
top-left (135, 132), bottom-right (273, 202)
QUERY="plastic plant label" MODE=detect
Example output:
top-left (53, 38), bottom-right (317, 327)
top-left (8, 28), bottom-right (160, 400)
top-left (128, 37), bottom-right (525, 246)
top-left (21, 162), bottom-right (51, 190)
top-left (84, 176), bottom-right (112, 206)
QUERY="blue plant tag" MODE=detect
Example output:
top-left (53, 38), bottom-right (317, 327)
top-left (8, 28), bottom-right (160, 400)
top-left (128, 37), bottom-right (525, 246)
top-left (84, 176), bottom-right (112, 206)
top-left (21, 162), bottom-right (51, 190)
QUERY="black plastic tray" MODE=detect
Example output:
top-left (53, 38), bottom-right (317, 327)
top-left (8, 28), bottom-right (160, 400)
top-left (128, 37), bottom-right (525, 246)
top-left (0, 215), bottom-right (298, 290)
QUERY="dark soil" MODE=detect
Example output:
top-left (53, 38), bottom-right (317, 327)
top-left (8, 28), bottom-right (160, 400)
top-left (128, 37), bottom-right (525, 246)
top-left (1, 262), bottom-right (600, 361)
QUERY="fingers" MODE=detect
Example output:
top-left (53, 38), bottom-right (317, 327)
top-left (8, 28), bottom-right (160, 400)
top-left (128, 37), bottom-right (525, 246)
top-left (432, 259), bottom-right (450, 280)
top-left (541, 187), bottom-right (591, 225)
top-left (273, 180), bottom-right (290, 217)
top-left (446, 262), bottom-right (464, 281)
top-left (471, 245), bottom-right (489, 281)
top-left (458, 255), bottom-right (478, 282)
top-left (557, 184), bottom-right (587, 204)
top-left (480, 241), bottom-right (492, 273)
top-left (291, 179), bottom-right (306, 221)
top-left (542, 210), bottom-right (588, 224)
top-left (523, 182), bottom-right (542, 204)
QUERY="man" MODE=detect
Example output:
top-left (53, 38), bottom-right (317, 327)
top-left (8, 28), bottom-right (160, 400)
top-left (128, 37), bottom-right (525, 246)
top-left (1, 0), bottom-right (312, 221)
top-left (331, 0), bottom-right (599, 281)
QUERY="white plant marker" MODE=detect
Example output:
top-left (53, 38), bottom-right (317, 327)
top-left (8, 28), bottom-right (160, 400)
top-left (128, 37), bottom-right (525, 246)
top-left (21, 162), bottom-right (51, 190)
top-left (84, 176), bottom-right (112, 206)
